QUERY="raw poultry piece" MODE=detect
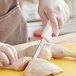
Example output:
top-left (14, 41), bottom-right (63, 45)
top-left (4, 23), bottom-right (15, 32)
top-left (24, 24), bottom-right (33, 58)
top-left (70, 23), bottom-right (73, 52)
top-left (51, 44), bottom-right (76, 58)
top-left (24, 58), bottom-right (63, 76)
top-left (2, 57), bottom-right (31, 71)
top-left (19, 43), bottom-right (76, 60)
top-left (18, 43), bottom-right (52, 60)
top-left (1, 57), bottom-right (63, 76)
top-left (24, 43), bottom-right (52, 60)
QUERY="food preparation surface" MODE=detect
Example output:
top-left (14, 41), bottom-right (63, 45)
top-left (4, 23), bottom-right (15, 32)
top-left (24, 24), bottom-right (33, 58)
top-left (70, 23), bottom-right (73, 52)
top-left (0, 43), bottom-right (76, 76)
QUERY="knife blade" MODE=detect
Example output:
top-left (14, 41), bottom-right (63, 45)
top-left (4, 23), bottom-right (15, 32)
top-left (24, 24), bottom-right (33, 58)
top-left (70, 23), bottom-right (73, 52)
top-left (33, 21), bottom-right (53, 58)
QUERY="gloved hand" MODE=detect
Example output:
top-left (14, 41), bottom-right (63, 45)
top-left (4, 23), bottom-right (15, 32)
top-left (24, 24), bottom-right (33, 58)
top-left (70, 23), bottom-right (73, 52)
top-left (38, 0), bottom-right (69, 36)
top-left (0, 42), bottom-right (18, 67)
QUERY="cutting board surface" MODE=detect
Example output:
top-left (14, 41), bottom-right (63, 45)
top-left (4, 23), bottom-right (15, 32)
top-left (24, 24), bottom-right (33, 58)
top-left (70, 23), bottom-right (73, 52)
top-left (0, 43), bottom-right (76, 76)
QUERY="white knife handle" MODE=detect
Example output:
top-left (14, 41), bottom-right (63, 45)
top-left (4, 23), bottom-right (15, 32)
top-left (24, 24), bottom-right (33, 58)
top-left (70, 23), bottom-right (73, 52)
top-left (41, 21), bottom-right (53, 42)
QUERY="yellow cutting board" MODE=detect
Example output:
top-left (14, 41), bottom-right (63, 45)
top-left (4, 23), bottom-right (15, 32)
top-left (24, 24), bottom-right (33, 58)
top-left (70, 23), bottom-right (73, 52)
top-left (0, 43), bottom-right (76, 76)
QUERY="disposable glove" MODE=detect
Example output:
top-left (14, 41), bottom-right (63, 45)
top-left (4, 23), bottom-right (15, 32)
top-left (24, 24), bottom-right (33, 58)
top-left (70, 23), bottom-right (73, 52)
top-left (38, 0), bottom-right (69, 36)
top-left (0, 42), bottom-right (18, 67)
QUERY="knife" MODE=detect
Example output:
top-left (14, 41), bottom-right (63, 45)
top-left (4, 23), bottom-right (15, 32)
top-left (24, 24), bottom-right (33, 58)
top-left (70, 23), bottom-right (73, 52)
top-left (33, 21), bottom-right (53, 58)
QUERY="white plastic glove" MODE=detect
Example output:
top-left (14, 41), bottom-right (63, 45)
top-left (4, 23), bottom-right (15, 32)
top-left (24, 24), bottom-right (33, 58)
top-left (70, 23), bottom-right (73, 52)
top-left (38, 0), bottom-right (69, 36)
top-left (0, 42), bottom-right (18, 67)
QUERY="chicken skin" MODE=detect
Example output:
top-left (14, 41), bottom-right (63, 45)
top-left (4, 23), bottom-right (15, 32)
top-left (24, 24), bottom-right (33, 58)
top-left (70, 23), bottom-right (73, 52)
top-left (2, 57), bottom-right (31, 71)
top-left (21, 43), bottom-right (76, 60)
top-left (24, 58), bottom-right (63, 76)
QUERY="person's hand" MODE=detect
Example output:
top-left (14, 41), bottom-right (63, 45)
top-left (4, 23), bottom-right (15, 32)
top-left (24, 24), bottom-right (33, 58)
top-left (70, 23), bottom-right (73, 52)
top-left (38, 0), bottom-right (69, 36)
top-left (0, 42), bottom-right (18, 67)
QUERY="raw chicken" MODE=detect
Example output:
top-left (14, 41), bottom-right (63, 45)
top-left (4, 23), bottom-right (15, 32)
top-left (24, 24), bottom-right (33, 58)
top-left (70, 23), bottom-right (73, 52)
top-left (22, 43), bottom-right (52, 60)
top-left (1, 43), bottom-right (76, 76)
top-left (2, 57), bottom-right (31, 71)
top-left (51, 44), bottom-right (76, 58)
top-left (24, 58), bottom-right (63, 76)
top-left (1, 57), bottom-right (63, 76)
top-left (19, 43), bottom-right (76, 60)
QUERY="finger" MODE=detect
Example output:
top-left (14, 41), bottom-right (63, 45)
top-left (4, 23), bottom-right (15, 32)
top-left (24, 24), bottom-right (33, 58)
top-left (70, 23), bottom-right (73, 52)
top-left (61, 7), bottom-right (66, 22)
top-left (47, 13), bottom-right (59, 36)
top-left (57, 14), bottom-right (64, 29)
top-left (0, 51), bottom-right (9, 66)
top-left (0, 62), bottom-right (3, 67)
top-left (63, 5), bottom-right (69, 22)
top-left (67, 7), bottom-right (70, 19)
top-left (49, 16), bottom-right (59, 36)
top-left (0, 46), bottom-right (15, 64)
top-left (65, 5), bottom-right (70, 20)
top-left (6, 44), bottom-right (18, 61)
top-left (63, 0), bottom-right (69, 18)
top-left (50, 16), bottom-right (59, 36)
top-left (38, 10), bottom-right (48, 27)
top-left (56, 5), bottom-right (67, 23)
top-left (45, 7), bottom-right (59, 36)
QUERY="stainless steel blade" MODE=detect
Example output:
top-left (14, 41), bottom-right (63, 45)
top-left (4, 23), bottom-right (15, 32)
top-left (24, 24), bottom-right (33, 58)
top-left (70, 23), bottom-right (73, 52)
top-left (33, 38), bottom-right (46, 58)
top-left (33, 21), bottom-right (53, 58)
